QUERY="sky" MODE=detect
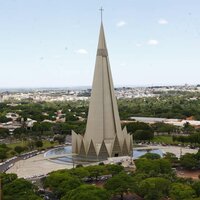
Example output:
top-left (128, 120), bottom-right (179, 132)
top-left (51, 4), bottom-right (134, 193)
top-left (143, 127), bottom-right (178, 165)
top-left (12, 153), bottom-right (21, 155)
top-left (0, 0), bottom-right (200, 88)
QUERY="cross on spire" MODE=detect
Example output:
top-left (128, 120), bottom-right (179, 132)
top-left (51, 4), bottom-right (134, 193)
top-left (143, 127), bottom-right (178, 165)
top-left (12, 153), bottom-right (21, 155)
top-left (99, 7), bottom-right (104, 22)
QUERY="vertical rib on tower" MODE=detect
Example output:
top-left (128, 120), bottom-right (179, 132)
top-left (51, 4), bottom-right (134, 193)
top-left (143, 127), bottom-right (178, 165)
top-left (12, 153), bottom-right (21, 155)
top-left (72, 22), bottom-right (132, 159)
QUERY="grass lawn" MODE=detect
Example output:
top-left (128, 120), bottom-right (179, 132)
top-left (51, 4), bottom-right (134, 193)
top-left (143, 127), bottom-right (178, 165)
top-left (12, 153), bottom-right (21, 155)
top-left (7, 140), bottom-right (58, 149)
top-left (152, 135), bottom-right (173, 144)
top-left (7, 141), bottom-right (26, 149)
top-left (41, 140), bottom-right (59, 149)
top-left (6, 140), bottom-right (59, 157)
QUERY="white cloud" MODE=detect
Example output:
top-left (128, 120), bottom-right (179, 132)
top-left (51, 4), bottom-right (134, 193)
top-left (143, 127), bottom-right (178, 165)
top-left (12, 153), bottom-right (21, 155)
top-left (147, 39), bottom-right (159, 45)
top-left (116, 20), bottom-right (127, 27)
top-left (158, 18), bottom-right (168, 25)
top-left (75, 49), bottom-right (88, 54)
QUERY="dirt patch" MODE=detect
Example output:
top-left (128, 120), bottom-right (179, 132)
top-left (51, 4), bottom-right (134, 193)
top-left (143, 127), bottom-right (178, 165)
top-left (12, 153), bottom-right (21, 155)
top-left (176, 169), bottom-right (200, 180)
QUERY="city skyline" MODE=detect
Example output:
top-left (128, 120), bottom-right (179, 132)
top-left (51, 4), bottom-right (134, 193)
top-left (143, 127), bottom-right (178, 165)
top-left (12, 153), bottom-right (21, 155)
top-left (0, 0), bottom-right (200, 88)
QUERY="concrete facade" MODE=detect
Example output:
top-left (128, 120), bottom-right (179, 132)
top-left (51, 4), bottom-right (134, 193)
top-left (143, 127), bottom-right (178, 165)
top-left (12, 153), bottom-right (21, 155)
top-left (72, 23), bottom-right (133, 159)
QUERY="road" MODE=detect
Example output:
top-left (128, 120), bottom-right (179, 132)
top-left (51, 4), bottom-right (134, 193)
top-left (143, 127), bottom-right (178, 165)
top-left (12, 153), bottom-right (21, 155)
top-left (0, 151), bottom-right (39, 173)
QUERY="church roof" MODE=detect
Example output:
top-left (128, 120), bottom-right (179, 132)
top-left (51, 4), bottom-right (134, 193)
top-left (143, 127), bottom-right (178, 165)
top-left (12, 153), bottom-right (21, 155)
top-left (72, 19), bottom-right (132, 159)
top-left (84, 22), bottom-right (123, 146)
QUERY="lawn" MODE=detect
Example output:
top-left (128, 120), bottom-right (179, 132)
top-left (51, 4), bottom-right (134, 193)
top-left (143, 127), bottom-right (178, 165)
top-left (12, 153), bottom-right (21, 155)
top-left (42, 140), bottom-right (59, 149)
top-left (7, 141), bottom-right (26, 149)
top-left (7, 140), bottom-right (58, 149)
top-left (152, 135), bottom-right (173, 144)
top-left (6, 140), bottom-right (59, 158)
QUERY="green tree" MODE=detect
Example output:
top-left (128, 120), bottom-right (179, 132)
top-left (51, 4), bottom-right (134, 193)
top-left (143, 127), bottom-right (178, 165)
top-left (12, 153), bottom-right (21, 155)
top-left (104, 172), bottom-right (134, 200)
top-left (26, 140), bottom-right (35, 150)
top-left (194, 149), bottom-right (200, 160)
top-left (180, 153), bottom-right (199, 170)
top-left (192, 181), bottom-right (200, 197)
top-left (0, 148), bottom-right (7, 161)
top-left (0, 128), bottom-right (9, 138)
top-left (14, 146), bottom-right (24, 155)
top-left (169, 183), bottom-right (196, 200)
top-left (140, 153), bottom-right (161, 160)
top-left (131, 173), bottom-right (149, 194)
top-left (3, 178), bottom-right (42, 200)
top-left (54, 135), bottom-right (66, 144)
top-left (44, 171), bottom-right (82, 198)
top-left (85, 165), bottom-right (106, 180)
top-left (152, 122), bottom-right (177, 134)
top-left (0, 116), bottom-right (12, 123)
top-left (183, 122), bottom-right (195, 134)
top-left (35, 140), bottom-right (43, 148)
top-left (62, 185), bottom-right (110, 200)
top-left (139, 177), bottom-right (171, 200)
top-left (135, 158), bottom-right (171, 175)
top-left (126, 122), bottom-right (153, 134)
top-left (13, 128), bottom-right (28, 141)
top-left (0, 144), bottom-right (9, 161)
top-left (133, 130), bottom-right (154, 141)
top-left (0, 173), bottom-right (17, 185)
top-left (69, 167), bottom-right (89, 179)
top-left (163, 152), bottom-right (179, 165)
top-left (105, 164), bottom-right (124, 176)
top-left (32, 122), bottom-right (52, 134)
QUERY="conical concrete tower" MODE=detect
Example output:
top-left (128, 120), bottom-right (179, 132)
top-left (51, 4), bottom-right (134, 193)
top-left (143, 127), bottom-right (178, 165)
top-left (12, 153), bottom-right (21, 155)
top-left (72, 21), bottom-right (133, 159)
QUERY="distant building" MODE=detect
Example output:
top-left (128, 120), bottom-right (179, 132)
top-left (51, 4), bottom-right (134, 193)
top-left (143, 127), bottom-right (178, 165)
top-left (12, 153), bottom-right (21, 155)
top-left (130, 116), bottom-right (200, 127)
top-left (26, 118), bottom-right (37, 128)
top-left (72, 21), bottom-right (133, 159)
top-left (6, 113), bottom-right (19, 121)
top-left (55, 110), bottom-right (66, 122)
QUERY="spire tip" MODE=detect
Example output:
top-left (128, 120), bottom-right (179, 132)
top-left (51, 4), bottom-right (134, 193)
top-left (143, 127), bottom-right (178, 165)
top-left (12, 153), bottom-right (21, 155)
top-left (99, 7), bottom-right (104, 23)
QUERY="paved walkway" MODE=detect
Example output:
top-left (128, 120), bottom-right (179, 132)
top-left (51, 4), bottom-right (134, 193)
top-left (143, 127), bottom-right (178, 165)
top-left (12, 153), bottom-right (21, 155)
top-left (134, 145), bottom-right (198, 158)
top-left (6, 145), bottom-right (198, 178)
top-left (7, 154), bottom-right (73, 178)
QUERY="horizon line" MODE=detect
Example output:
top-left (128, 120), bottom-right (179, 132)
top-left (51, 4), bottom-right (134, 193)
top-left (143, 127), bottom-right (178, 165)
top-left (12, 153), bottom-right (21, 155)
top-left (0, 83), bottom-right (199, 90)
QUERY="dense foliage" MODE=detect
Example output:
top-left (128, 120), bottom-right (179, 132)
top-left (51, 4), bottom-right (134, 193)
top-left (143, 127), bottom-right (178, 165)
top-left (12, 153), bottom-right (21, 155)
top-left (118, 93), bottom-right (200, 120)
top-left (173, 133), bottom-right (200, 144)
top-left (61, 185), bottom-right (110, 200)
top-left (0, 173), bottom-right (42, 200)
top-left (1, 95), bottom-right (200, 146)
top-left (40, 152), bottom-right (200, 200)
top-left (2, 152), bottom-right (200, 200)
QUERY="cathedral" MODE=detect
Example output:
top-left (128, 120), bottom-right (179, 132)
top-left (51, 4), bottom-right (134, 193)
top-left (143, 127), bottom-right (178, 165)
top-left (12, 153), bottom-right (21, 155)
top-left (72, 21), bottom-right (133, 159)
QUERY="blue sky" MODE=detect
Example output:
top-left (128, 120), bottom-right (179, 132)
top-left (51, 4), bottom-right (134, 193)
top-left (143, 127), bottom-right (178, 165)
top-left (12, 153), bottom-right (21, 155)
top-left (0, 0), bottom-right (200, 88)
